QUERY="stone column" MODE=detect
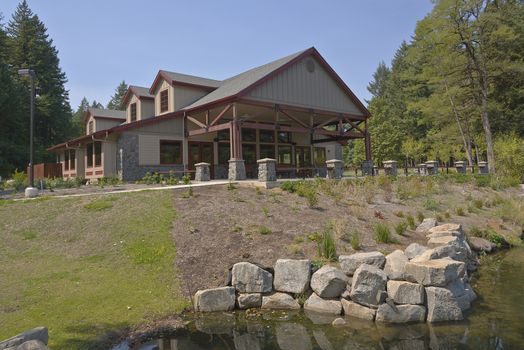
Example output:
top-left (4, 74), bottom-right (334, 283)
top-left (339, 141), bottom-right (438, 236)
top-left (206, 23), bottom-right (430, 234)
top-left (361, 161), bottom-right (373, 176)
top-left (228, 159), bottom-right (246, 180)
top-left (383, 160), bottom-right (398, 176)
top-left (454, 161), bottom-right (467, 174)
top-left (425, 161), bottom-right (438, 175)
top-left (257, 158), bottom-right (276, 182)
top-left (326, 159), bottom-right (343, 179)
top-left (195, 162), bottom-right (210, 182)
top-left (478, 161), bottom-right (489, 174)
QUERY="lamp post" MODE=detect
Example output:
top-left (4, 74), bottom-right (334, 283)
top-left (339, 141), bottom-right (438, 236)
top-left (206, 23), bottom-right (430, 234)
top-left (18, 68), bottom-right (38, 197)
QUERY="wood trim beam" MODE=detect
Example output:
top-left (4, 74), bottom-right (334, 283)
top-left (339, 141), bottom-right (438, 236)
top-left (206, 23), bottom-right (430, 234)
top-left (188, 122), bottom-right (231, 136)
top-left (314, 116), bottom-right (340, 129)
top-left (278, 107), bottom-right (309, 128)
top-left (186, 115), bottom-right (207, 129)
top-left (210, 104), bottom-right (232, 127)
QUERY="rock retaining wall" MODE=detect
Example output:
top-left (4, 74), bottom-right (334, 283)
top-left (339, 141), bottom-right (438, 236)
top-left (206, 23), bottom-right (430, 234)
top-left (194, 222), bottom-right (483, 325)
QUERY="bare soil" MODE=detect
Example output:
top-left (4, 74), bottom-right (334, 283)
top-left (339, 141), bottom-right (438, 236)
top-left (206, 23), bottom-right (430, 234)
top-left (171, 180), bottom-right (522, 296)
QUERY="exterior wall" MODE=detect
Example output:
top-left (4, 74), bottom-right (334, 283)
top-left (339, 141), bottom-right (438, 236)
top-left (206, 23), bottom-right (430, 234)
top-left (324, 141), bottom-right (343, 161)
top-left (103, 141), bottom-right (117, 177)
top-left (173, 85), bottom-right (210, 111)
top-left (154, 79), bottom-right (174, 116)
top-left (126, 94), bottom-right (140, 123)
top-left (246, 56), bottom-right (364, 116)
top-left (59, 148), bottom-right (85, 179)
top-left (141, 99), bottom-right (155, 120)
top-left (75, 148), bottom-right (86, 178)
top-left (95, 118), bottom-right (124, 131)
top-left (86, 115), bottom-right (95, 135)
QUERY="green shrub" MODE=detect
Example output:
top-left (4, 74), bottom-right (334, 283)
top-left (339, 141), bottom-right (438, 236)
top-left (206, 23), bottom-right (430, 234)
top-left (262, 206), bottom-right (270, 218)
top-left (84, 196), bottom-right (117, 211)
top-left (444, 211), bottom-right (451, 219)
top-left (97, 177), bottom-right (121, 188)
top-left (350, 231), bottom-right (361, 250)
top-left (416, 211), bottom-right (425, 223)
top-left (469, 226), bottom-right (509, 249)
top-left (394, 211), bottom-right (404, 218)
top-left (182, 174), bottom-right (191, 185)
top-left (259, 226), bottom-right (272, 235)
top-left (307, 231), bottom-right (322, 242)
top-left (395, 222), bottom-right (408, 236)
top-left (472, 199), bottom-right (483, 209)
top-left (227, 180), bottom-right (236, 191)
top-left (317, 230), bottom-right (337, 261)
top-left (423, 199), bottom-right (439, 211)
top-left (181, 186), bottom-right (193, 198)
top-left (11, 169), bottom-right (27, 192)
top-left (255, 187), bottom-right (262, 195)
top-left (455, 207), bottom-right (465, 216)
top-left (281, 181), bottom-right (300, 193)
top-left (494, 133), bottom-right (524, 184)
top-left (436, 213), bottom-right (444, 222)
top-left (406, 214), bottom-right (416, 229)
top-left (373, 223), bottom-right (394, 243)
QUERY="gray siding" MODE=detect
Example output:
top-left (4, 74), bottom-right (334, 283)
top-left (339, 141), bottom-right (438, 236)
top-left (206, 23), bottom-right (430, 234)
top-left (174, 85), bottom-right (210, 111)
top-left (246, 56), bottom-right (363, 116)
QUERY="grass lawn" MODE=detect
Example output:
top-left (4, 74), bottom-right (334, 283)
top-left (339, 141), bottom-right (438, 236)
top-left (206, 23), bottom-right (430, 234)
top-left (0, 190), bottom-right (188, 349)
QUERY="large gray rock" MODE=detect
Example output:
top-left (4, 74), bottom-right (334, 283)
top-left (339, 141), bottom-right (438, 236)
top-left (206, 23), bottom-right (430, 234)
top-left (234, 331), bottom-right (261, 350)
top-left (273, 259), bottom-right (311, 294)
top-left (0, 327), bottom-right (49, 350)
top-left (375, 303), bottom-right (426, 323)
top-left (384, 250), bottom-right (408, 280)
top-left (310, 265), bottom-right (348, 298)
top-left (313, 330), bottom-right (335, 350)
top-left (303, 293), bottom-right (342, 315)
top-left (341, 299), bottom-right (376, 321)
top-left (445, 279), bottom-right (477, 311)
top-left (232, 262), bottom-right (273, 293)
top-left (411, 245), bottom-right (460, 263)
top-left (261, 292), bottom-right (301, 310)
top-left (13, 341), bottom-right (50, 350)
top-left (194, 287), bottom-right (236, 312)
top-left (404, 259), bottom-right (465, 287)
top-left (416, 218), bottom-right (437, 233)
top-left (339, 252), bottom-right (385, 275)
top-left (427, 223), bottom-right (464, 238)
top-left (468, 236), bottom-right (496, 253)
top-left (404, 243), bottom-right (428, 260)
top-left (350, 264), bottom-right (388, 307)
top-left (426, 286), bottom-right (463, 322)
top-left (427, 235), bottom-right (472, 262)
top-left (276, 323), bottom-right (313, 350)
top-left (387, 280), bottom-right (425, 305)
top-left (237, 293), bottom-right (262, 309)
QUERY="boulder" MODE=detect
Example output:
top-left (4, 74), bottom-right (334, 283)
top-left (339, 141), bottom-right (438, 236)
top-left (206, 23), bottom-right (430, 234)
top-left (340, 299), bottom-right (376, 321)
top-left (427, 235), bottom-right (460, 247)
top-left (312, 330), bottom-right (335, 350)
top-left (415, 218), bottom-right (437, 233)
top-left (404, 243), bottom-right (428, 260)
top-left (310, 265), bottom-right (348, 298)
top-left (0, 328), bottom-right (49, 350)
top-left (303, 293), bottom-right (342, 315)
top-left (384, 250), bottom-right (408, 280)
top-left (387, 280), bottom-right (425, 305)
top-left (273, 259), bottom-right (311, 294)
top-left (468, 236), bottom-right (496, 253)
top-left (425, 286), bottom-right (463, 322)
top-left (261, 292), bottom-right (300, 310)
top-left (375, 304), bottom-right (426, 323)
top-left (339, 252), bottom-right (385, 275)
top-left (411, 245), bottom-right (459, 262)
top-left (404, 259), bottom-right (465, 287)
top-left (275, 323), bottom-right (313, 350)
top-left (427, 223), bottom-right (463, 237)
top-left (234, 331), bottom-right (261, 350)
top-left (445, 279), bottom-right (477, 311)
top-left (237, 293), bottom-right (262, 309)
top-left (194, 287), bottom-right (236, 312)
top-left (12, 341), bottom-right (50, 350)
top-left (427, 235), bottom-right (472, 262)
top-left (350, 264), bottom-right (388, 307)
top-left (232, 262), bottom-right (273, 293)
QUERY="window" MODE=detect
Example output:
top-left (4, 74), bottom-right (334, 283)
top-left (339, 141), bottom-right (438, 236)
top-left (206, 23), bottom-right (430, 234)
top-left (218, 143), bottom-right (230, 164)
top-left (70, 150), bottom-right (75, 170)
top-left (278, 131), bottom-right (291, 143)
top-left (241, 128), bottom-right (256, 142)
top-left (278, 145), bottom-right (292, 165)
top-left (130, 103), bottom-right (137, 122)
top-left (259, 129), bottom-right (275, 143)
top-left (259, 144), bottom-right (275, 159)
top-left (160, 89), bottom-right (169, 113)
top-left (160, 140), bottom-right (182, 164)
top-left (314, 147), bottom-right (326, 166)
top-left (88, 121), bottom-right (94, 134)
top-left (217, 129), bottom-right (230, 141)
top-left (86, 143), bottom-right (93, 168)
top-left (64, 151), bottom-right (69, 171)
top-left (242, 144), bottom-right (256, 164)
top-left (296, 147), bottom-right (311, 167)
top-left (94, 141), bottom-right (102, 167)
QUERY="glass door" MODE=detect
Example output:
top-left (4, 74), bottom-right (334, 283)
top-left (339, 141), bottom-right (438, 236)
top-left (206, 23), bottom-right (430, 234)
top-left (188, 142), bottom-right (215, 179)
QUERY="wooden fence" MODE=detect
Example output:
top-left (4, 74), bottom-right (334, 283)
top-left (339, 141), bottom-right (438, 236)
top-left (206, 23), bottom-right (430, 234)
top-left (27, 163), bottom-right (62, 180)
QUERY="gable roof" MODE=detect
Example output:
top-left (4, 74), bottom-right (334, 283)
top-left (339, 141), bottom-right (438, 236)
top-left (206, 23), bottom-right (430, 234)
top-left (149, 70), bottom-right (222, 94)
top-left (183, 47), bottom-right (370, 117)
top-left (121, 85), bottom-right (154, 107)
top-left (84, 107), bottom-right (126, 122)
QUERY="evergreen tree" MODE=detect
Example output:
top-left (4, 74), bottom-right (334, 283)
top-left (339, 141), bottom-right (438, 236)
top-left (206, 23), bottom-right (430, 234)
top-left (91, 100), bottom-right (103, 109)
top-left (106, 80), bottom-right (128, 110)
top-left (71, 97), bottom-right (89, 137)
top-left (6, 0), bottom-right (73, 164)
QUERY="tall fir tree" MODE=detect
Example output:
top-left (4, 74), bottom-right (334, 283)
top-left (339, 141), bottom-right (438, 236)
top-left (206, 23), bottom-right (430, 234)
top-left (6, 0), bottom-right (73, 165)
top-left (71, 97), bottom-right (89, 137)
top-left (106, 80), bottom-right (128, 110)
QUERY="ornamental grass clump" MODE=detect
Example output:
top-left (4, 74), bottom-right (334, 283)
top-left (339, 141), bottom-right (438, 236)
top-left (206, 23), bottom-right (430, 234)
top-left (373, 223), bottom-right (394, 243)
top-left (317, 230), bottom-right (337, 261)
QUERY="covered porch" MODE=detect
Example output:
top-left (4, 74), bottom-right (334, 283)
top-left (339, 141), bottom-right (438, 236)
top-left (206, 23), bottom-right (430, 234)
top-left (184, 99), bottom-right (372, 180)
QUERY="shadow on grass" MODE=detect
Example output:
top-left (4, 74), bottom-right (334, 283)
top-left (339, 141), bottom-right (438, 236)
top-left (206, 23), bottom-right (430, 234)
top-left (58, 322), bottom-right (130, 350)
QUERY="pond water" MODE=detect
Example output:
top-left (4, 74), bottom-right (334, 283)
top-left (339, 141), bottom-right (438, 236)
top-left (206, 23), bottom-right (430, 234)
top-left (116, 248), bottom-right (524, 350)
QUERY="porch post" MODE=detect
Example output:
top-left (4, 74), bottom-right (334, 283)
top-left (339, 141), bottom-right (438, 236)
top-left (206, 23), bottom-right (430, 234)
top-left (228, 103), bottom-right (246, 180)
top-left (364, 119), bottom-right (372, 162)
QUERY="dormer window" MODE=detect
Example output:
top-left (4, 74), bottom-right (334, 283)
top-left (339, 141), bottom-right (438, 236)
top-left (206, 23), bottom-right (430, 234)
top-left (160, 90), bottom-right (168, 113)
top-left (130, 103), bottom-right (137, 122)
top-left (88, 120), bottom-right (94, 134)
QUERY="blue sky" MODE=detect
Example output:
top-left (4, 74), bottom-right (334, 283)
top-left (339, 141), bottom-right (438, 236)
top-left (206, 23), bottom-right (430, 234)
top-left (2, 1), bottom-right (433, 109)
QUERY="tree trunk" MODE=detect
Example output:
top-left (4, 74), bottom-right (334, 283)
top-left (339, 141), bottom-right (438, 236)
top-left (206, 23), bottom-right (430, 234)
top-left (480, 80), bottom-right (496, 172)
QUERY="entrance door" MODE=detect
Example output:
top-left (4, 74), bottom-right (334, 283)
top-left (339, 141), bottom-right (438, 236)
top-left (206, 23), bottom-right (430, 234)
top-left (295, 146), bottom-right (313, 177)
top-left (188, 142), bottom-right (214, 179)
top-left (242, 143), bottom-right (257, 178)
